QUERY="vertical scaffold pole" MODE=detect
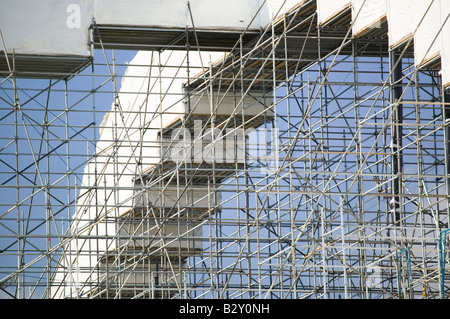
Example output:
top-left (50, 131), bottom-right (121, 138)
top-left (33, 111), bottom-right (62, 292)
top-left (389, 51), bottom-right (403, 226)
top-left (441, 87), bottom-right (450, 300)
top-left (439, 229), bottom-right (450, 299)
top-left (443, 89), bottom-right (450, 220)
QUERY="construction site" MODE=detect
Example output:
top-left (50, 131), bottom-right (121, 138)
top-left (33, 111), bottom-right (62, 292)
top-left (0, 0), bottom-right (449, 299)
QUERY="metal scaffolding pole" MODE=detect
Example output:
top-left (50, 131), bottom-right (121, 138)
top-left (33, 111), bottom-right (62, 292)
top-left (389, 50), bottom-right (403, 227)
top-left (0, 0), bottom-right (449, 300)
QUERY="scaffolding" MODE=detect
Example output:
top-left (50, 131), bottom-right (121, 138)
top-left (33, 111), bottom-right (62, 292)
top-left (0, 0), bottom-right (450, 299)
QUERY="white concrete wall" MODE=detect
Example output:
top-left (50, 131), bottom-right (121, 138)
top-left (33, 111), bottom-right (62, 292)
top-left (317, 0), bottom-right (450, 86)
top-left (316, 0), bottom-right (351, 25)
top-left (94, 0), bottom-right (263, 30)
top-left (1, 0), bottom-right (302, 56)
top-left (0, 0), bottom-right (92, 56)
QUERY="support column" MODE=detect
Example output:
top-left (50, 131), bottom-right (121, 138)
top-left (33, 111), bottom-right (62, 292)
top-left (390, 51), bottom-right (403, 226)
top-left (443, 89), bottom-right (450, 221)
